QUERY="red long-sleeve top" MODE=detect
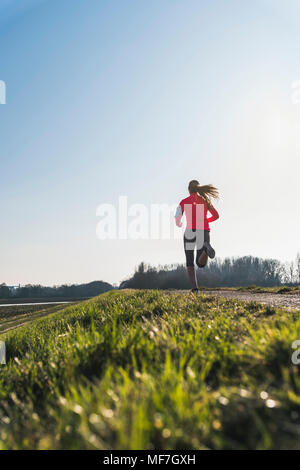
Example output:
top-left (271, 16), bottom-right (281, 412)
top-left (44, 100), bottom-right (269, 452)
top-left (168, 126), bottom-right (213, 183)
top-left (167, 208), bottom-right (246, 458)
top-left (175, 193), bottom-right (219, 231)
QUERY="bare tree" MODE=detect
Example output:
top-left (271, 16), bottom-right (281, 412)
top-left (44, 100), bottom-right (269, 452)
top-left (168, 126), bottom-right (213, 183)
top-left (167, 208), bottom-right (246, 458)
top-left (296, 253), bottom-right (300, 284)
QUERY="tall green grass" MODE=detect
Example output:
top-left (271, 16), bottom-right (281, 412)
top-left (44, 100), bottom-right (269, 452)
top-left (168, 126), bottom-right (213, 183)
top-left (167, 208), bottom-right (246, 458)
top-left (0, 290), bottom-right (299, 449)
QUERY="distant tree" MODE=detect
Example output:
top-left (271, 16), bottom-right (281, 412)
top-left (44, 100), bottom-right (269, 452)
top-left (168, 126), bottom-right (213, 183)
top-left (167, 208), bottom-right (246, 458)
top-left (10, 281), bottom-right (113, 300)
top-left (120, 254), bottom-right (299, 290)
top-left (296, 253), bottom-right (300, 284)
top-left (0, 283), bottom-right (11, 299)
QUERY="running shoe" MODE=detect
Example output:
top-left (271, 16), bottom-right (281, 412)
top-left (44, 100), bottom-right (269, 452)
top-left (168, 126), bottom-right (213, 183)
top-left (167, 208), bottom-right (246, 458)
top-left (203, 241), bottom-right (215, 259)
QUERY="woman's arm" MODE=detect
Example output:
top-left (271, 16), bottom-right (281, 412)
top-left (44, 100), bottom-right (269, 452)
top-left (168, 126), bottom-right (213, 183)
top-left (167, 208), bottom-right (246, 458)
top-left (175, 204), bottom-right (183, 227)
top-left (207, 204), bottom-right (219, 223)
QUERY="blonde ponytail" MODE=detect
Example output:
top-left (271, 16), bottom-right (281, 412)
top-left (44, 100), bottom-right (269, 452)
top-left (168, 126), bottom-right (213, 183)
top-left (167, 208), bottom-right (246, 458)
top-left (188, 180), bottom-right (219, 206)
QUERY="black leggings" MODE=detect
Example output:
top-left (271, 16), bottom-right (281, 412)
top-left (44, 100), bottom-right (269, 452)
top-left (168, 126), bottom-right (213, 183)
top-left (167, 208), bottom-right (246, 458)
top-left (184, 229), bottom-right (210, 267)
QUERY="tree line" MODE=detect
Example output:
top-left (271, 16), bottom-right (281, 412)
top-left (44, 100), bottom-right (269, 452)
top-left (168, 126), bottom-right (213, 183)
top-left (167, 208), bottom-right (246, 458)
top-left (120, 254), bottom-right (300, 290)
top-left (1, 254), bottom-right (299, 299)
top-left (0, 281), bottom-right (113, 300)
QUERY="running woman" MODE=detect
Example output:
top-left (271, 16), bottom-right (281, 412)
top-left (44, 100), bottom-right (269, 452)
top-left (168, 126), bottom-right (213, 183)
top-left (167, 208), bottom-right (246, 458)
top-left (175, 180), bottom-right (219, 292)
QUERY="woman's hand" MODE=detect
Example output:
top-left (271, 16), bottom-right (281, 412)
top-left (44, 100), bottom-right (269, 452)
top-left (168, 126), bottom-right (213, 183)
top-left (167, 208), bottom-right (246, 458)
top-left (175, 217), bottom-right (183, 227)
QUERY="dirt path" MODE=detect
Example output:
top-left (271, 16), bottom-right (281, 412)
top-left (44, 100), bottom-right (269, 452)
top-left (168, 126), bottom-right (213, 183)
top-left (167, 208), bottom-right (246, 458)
top-left (198, 290), bottom-right (300, 311)
top-left (0, 303), bottom-right (76, 335)
top-left (0, 309), bottom-right (60, 334)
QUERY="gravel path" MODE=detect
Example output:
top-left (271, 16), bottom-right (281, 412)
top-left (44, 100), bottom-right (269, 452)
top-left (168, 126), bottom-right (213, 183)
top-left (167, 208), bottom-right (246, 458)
top-left (199, 290), bottom-right (300, 311)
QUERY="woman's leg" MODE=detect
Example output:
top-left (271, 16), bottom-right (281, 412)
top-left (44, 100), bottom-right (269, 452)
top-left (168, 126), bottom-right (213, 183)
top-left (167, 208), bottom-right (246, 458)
top-left (184, 231), bottom-right (198, 289)
top-left (196, 230), bottom-right (209, 268)
top-left (186, 265), bottom-right (198, 289)
top-left (203, 230), bottom-right (215, 259)
top-left (196, 249), bottom-right (208, 268)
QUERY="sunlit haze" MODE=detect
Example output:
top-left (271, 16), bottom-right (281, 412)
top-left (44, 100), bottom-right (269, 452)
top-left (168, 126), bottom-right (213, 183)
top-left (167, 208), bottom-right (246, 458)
top-left (1, 0), bottom-right (299, 285)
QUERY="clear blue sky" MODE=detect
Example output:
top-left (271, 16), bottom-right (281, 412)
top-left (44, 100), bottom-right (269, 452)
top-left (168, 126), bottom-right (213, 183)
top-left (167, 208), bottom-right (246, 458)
top-left (1, 0), bottom-right (299, 286)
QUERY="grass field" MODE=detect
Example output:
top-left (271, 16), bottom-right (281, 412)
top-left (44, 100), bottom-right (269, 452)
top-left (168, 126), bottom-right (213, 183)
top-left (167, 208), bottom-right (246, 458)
top-left (0, 289), bottom-right (300, 450)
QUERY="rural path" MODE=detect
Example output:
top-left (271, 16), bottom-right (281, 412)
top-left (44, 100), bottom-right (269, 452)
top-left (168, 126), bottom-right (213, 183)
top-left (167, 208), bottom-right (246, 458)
top-left (197, 290), bottom-right (300, 311)
top-left (0, 303), bottom-right (74, 335)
